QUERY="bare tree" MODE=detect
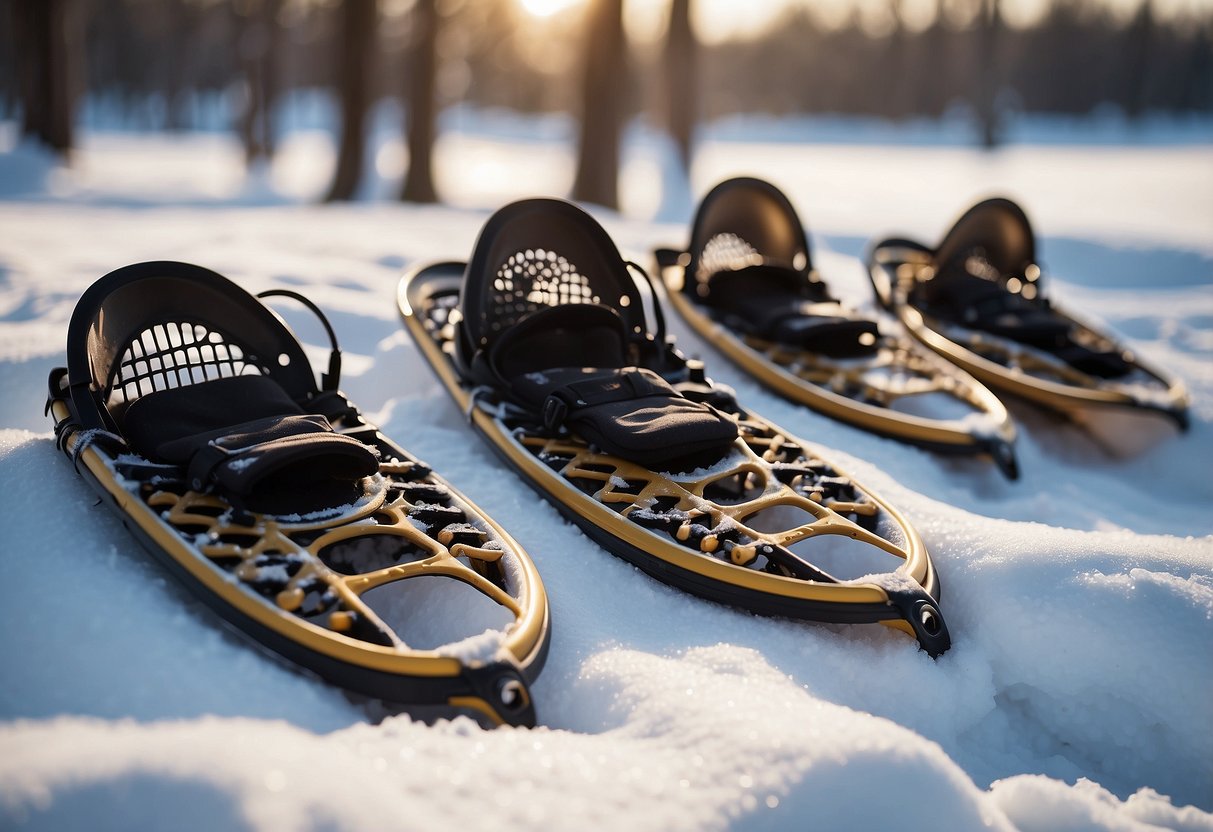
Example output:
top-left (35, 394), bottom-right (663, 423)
top-left (1122, 0), bottom-right (1155, 119)
top-left (325, 0), bottom-right (376, 202)
top-left (401, 0), bottom-right (438, 203)
top-left (975, 0), bottom-right (1002, 148)
top-left (239, 0), bottom-right (281, 162)
top-left (1178, 22), bottom-right (1212, 112)
top-left (11, 0), bottom-right (78, 155)
top-left (914, 0), bottom-right (952, 117)
top-left (662, 0), bottom-right (697, 174)
top-left (571, 0), bottom-right (626, 209)
top-left (884, 0), bottom-right (909, 119)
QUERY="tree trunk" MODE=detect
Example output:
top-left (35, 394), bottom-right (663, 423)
top-left (1122, 0), bottom-right (1154, 120)
top-left (915, 0), bottom-right (950, 117)
top-left (401, 0), bottom-right (438, 203)
top-left (12, 0), bottom-right (77, 155)
top-left (163, 0), bottom-right (189, 131)
top-left (662, 0), bottom-right (696, 174)
top-left (262, 1), bottom-right (281, 157)
top-left (571, 0), bottom-right (626, 210)
top-left (885, 0), bottom-right (908, 120)
top-left (240, 0), bottom-right (281, 162)
top-left (325, 0), bottom-right (376, 202)
top-left (975, 0), bottom-right (1001, 149)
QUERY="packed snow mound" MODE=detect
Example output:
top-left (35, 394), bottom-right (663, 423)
top-left (1, 647), bottom-right (1208, 831)
top-left (988, 778), bottom-right (1213, 832)
top-left (1, 127), bottom-right (1211, 830)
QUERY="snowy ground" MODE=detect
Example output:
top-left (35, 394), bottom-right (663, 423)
top-left (1, 115), bottom-right (1212, 831)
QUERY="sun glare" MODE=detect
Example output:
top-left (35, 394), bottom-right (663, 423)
top-left (518, 0), bottom-right (585, 18)
top-left (518, 0), bottom-right (1203, 38)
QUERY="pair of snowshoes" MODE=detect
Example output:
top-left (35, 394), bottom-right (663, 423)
top-left (656, 178), bottom-right (1019, 478)
top-left (656, 178), bottom-right (1189, 471)
top-left (400, 199), bottom-right (952, 665)
top-left (868, 197), bottom-right (1189, 452)
top-left (49, 262), bottom-right (549, 727)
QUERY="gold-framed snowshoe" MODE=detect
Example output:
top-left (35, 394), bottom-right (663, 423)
top-left (48, 261), bottom-right (549, 726)
top-left (399, 199), bottom-right (952, 657)
top-left (656, 177), bottom-right (1017, 479)
top-left (867, 197), bottom-right (1189, 454)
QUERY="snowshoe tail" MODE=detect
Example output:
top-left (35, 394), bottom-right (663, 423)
top-left (867, 198), bottom-right (1190, 448)
top-left (48, 261), bottom-right (550, 727)
top-left (656, 177), bottom-right (1018, 480)
top-left (399, 201), bottom-right (953, 658)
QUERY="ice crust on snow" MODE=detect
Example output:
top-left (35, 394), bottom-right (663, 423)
top-left (1, 124), bottom-right (1212, 831)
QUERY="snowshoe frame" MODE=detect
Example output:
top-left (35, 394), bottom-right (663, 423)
top-left (401, 235), bottom-right (951, 657)
top-left (49, 261), bottom-right (550, 727)
top-left (657, 178), bottom-right (1018, 479)
top-left (867, 205), bottom-right (1190, 440)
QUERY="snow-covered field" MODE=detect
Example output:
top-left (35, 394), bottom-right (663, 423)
top-left (1, 115), bottom-right (1211, 831)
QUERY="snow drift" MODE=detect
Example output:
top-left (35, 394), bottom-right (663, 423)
top-left (1, 122), bottom-right (1211, 831)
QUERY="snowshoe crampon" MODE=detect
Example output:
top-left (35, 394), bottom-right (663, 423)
top-left (656, 177), bottom-right (1017, 479)
top-left (399, 199), bottom-right (951, 657)
top-left (48, 261), bottom-right (549, 726)
top-left (868, 198), bottom-right (1189, 454)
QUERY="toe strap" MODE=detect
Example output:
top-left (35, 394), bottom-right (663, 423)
top-left (511, 366), bottom-right (738, 467)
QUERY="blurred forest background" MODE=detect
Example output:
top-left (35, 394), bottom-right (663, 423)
top-left (2, 0), bottom-right (1211, 209)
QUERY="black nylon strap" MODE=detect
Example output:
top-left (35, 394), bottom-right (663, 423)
top-left (257, 289), bottom-right (343, 391)
top-left (700, 265), bottom-right (879, 356)
top-left (539, 369), bottom-right (668, 431)
top-left (513, 366), bottom-right (738, 466)
top-left (175, 413), bottom-right (358, 492)
top-left (122, 376), bottom-right (379, 504)
top-left (486, 303), bottom-right (629, 387)
top-left (187, 440), bottom-right (233, 491)
top-left (653, 248), bottom-right (685, 269)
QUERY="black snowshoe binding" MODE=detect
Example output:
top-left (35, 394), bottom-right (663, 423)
top-left (656, 177), bottom-right (1018, 479)
top-left (868, 198), bottom-right (1189, 452)
top-left (401, 199), bottom-right (952, 657)
top-left (48, 261), bottom-right (549, 726)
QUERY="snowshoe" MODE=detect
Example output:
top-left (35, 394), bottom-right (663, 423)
top-left (867, 197), bottom-right (1190, 453)
top-left (399, 199), bottom-right (952, 657)
top-left (47, 261), bottom-right (550, 727)
top-left (655, 177), bottom-right (1018, 479)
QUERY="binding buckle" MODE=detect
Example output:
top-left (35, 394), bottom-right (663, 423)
top-left (541, 395), bottom-right (569, 431)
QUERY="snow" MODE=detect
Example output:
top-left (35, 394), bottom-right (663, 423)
top-left (361, 574), bottom-right (514, 655)
top-left (224, 456), bottom-right (258, 472)
top-left (2, 114), bottom-right (1212, 830)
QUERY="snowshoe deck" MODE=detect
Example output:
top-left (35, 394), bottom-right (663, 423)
top-left (49, 261), bottom-right (549, 727)
top-left (657, 178), bottom-right (1017, 479)
top-left (398, 200), bottom-right (952, 657)
top-left (867, 198), bottom-right (1189, 452)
